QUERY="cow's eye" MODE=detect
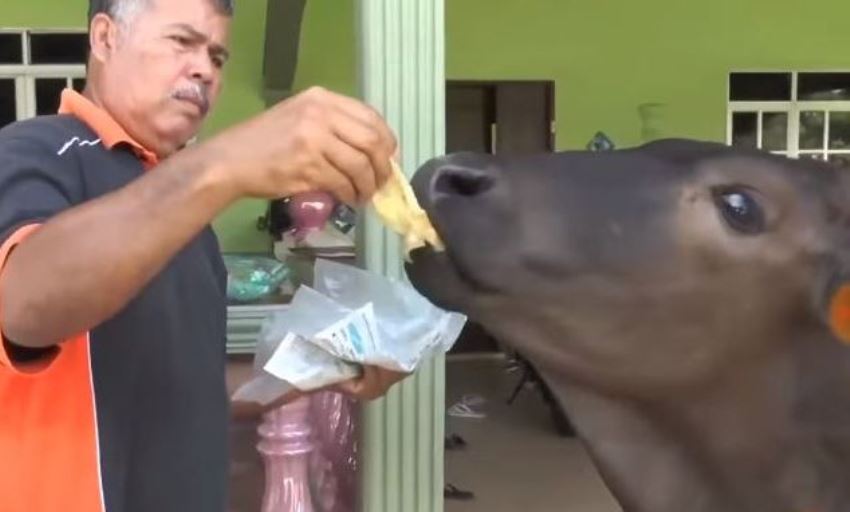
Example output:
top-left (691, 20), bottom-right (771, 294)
top-left (713, 187), bottom-right (766, 235)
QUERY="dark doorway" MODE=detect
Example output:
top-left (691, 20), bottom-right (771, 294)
top-left (447, 80), bottom-right (555, 156)
top-left (445, 80), bottom-right (555, 354)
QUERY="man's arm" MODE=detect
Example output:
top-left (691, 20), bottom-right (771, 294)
top-left (0, 86), bottom-right (397, 349)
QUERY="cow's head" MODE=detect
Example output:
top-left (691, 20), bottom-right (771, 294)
top-left (406, 139), bottom-right (850, 398)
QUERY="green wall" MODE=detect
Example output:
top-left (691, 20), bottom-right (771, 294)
top-left (446, 0), bottom-right (850, 150)
top-left (291, 0), bottom-right (356, 96)
top-left (0, 0), bottom-right (272, 253)
top-left (1, 0), bottom-right (85, 28)
top-left (256, 0), bottom-right (850, 152)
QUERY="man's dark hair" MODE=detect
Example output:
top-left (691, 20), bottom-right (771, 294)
top-left (88, 0), bottom-right (234, 25)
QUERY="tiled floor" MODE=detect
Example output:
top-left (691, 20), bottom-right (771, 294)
top-left (444, 357), bottom-right (621, 512)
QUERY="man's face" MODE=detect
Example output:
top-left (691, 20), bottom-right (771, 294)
top-left (95, 0), bottom-right (231, 156)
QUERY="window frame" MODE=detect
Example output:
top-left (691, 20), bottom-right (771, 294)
top-left (0, 28), bottom-right (87, 124)
top-left (727, 70), bottom-right (850, 162)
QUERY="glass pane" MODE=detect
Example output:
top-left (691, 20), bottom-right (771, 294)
top-left (762, 112), bottom-right (788, 151)
top-left (729, 73), bottom-right (792, 101)
top-left (72, 78), bottom-right (86, 93)
top-left (828, 154), bottom-right (850, 169)
top-left (29, 33), bottom-right (88, 65)
top-left (35, 78), bottom-right (66, 116)
top-left (0, 33), bottom-right (23, 64)
top-left (798, 73), bottom-right (850, 101)
top-left (829, 112), bottom-right (850, 150)
top-left (731, 112), bottom-right (758, 148)
top-left (799, 111), bottom-right (825, 150)
top-left (0, 79), bottom-right (16, 129)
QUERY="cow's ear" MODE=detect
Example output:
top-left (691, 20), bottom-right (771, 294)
top-left (826, 281), bottom-right (850, 344)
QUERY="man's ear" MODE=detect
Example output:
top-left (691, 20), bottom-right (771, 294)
top-left (88, 13), bottom-right (120, 64)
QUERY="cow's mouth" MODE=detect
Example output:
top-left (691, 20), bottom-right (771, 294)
top-left (404, 160), bottom-right (504, 310)
top-left (405, 230), bottom-right (479, 313)
top-left (409, 240), bottom-right (495, 294)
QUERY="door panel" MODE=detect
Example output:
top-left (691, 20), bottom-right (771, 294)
top-left (446, 84), bottom-right (494, 154)
top-left (495, 82), bottom-right (553, 154)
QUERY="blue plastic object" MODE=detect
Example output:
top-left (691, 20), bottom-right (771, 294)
top-left (222, 254), bottom-right (290, 302)
top-left (587, 131), bottom-right (616, 151)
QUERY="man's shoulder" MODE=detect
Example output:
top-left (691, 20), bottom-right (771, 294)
top-left (0, 115), bottom-right (97, 154)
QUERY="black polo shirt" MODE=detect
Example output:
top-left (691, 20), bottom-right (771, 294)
top-left (0, 89), bottom-right (230, 512)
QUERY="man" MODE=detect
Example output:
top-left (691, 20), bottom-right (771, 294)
top-left (0, 0), bottom-right (408, 511)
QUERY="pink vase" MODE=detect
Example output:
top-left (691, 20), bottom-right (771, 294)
top-left (257, 397), bottom-right (315, 512)
top-left (256, 392), bottom-right (360, 512)
top-left (308, 391), bottom-right (360, 512)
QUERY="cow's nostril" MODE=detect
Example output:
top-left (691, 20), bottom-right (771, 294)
top-left (434, 168), bottom-right (495, 198)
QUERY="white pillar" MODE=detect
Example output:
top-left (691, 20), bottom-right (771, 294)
top-left (355, 0), bottom-right (446, 511)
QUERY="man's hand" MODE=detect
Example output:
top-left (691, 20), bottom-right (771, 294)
top-left (231, 388), bottom-right (305, 420)
top-left (335, 366), bottom-right (412, 401)
top-left (206, 86), bottom-right (398, 206)
top-left (230, 366), bottom-right (412, 420)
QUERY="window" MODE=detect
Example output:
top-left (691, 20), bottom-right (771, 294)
top-left (0, 30), bottom-right (88, 130)
top-left (727, 71), bottom-right (850, 167)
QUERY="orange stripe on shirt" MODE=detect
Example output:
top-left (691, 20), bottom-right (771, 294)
top-left (0, 225), bottom-right (104, 512)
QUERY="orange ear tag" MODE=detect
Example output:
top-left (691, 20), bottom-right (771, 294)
top-left (828, 284), bottom-right (850, 344)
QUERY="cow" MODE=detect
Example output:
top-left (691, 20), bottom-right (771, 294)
top-left (405, 139), bottom-right (850, 512)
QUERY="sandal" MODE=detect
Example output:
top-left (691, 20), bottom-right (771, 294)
top-left (447, 402), bottom-right (486, 419)
top-left (447, 394), bottom-right (487, 419)
top-left (444, 433), bottom-right (468, 450)
top-left (444, 483), bottom-right (475, 500)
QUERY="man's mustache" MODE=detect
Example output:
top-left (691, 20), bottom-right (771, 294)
top-left (172, 83), bottom-right (210, 116)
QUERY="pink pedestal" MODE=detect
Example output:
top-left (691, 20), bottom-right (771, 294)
top-left (308, 392), bottom-right (359, 512)
top-left (258, 397), bottom-right (315, 512)
top-left (256, 392), bottom-right (359, 512)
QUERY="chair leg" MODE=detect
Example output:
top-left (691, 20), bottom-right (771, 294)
top-left (506, 363), bottom-right (532, 405)
top-left (506, 356), bottom-right (577, 437)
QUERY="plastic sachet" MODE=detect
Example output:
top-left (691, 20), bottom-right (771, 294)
top-left (231, 259), bottom-right (467, 405)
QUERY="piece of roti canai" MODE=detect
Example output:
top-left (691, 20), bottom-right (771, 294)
top-left (371, 159), bottom-right (444, 259)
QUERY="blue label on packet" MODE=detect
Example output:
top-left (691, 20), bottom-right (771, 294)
top-left (346, 323), bottom-right (364, 356)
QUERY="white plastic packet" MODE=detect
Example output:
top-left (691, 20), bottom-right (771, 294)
top-left (232, 259), bottom-right (467, 405)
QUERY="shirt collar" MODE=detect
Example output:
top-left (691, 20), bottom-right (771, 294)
top-left (58, 89), bottom-right (159, 168)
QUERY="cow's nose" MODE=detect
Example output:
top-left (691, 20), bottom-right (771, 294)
top-left (432, 165), bottom-right (496, 198)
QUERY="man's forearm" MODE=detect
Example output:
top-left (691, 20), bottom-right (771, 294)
top-left (0, 144), bottom-right (239, 348)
